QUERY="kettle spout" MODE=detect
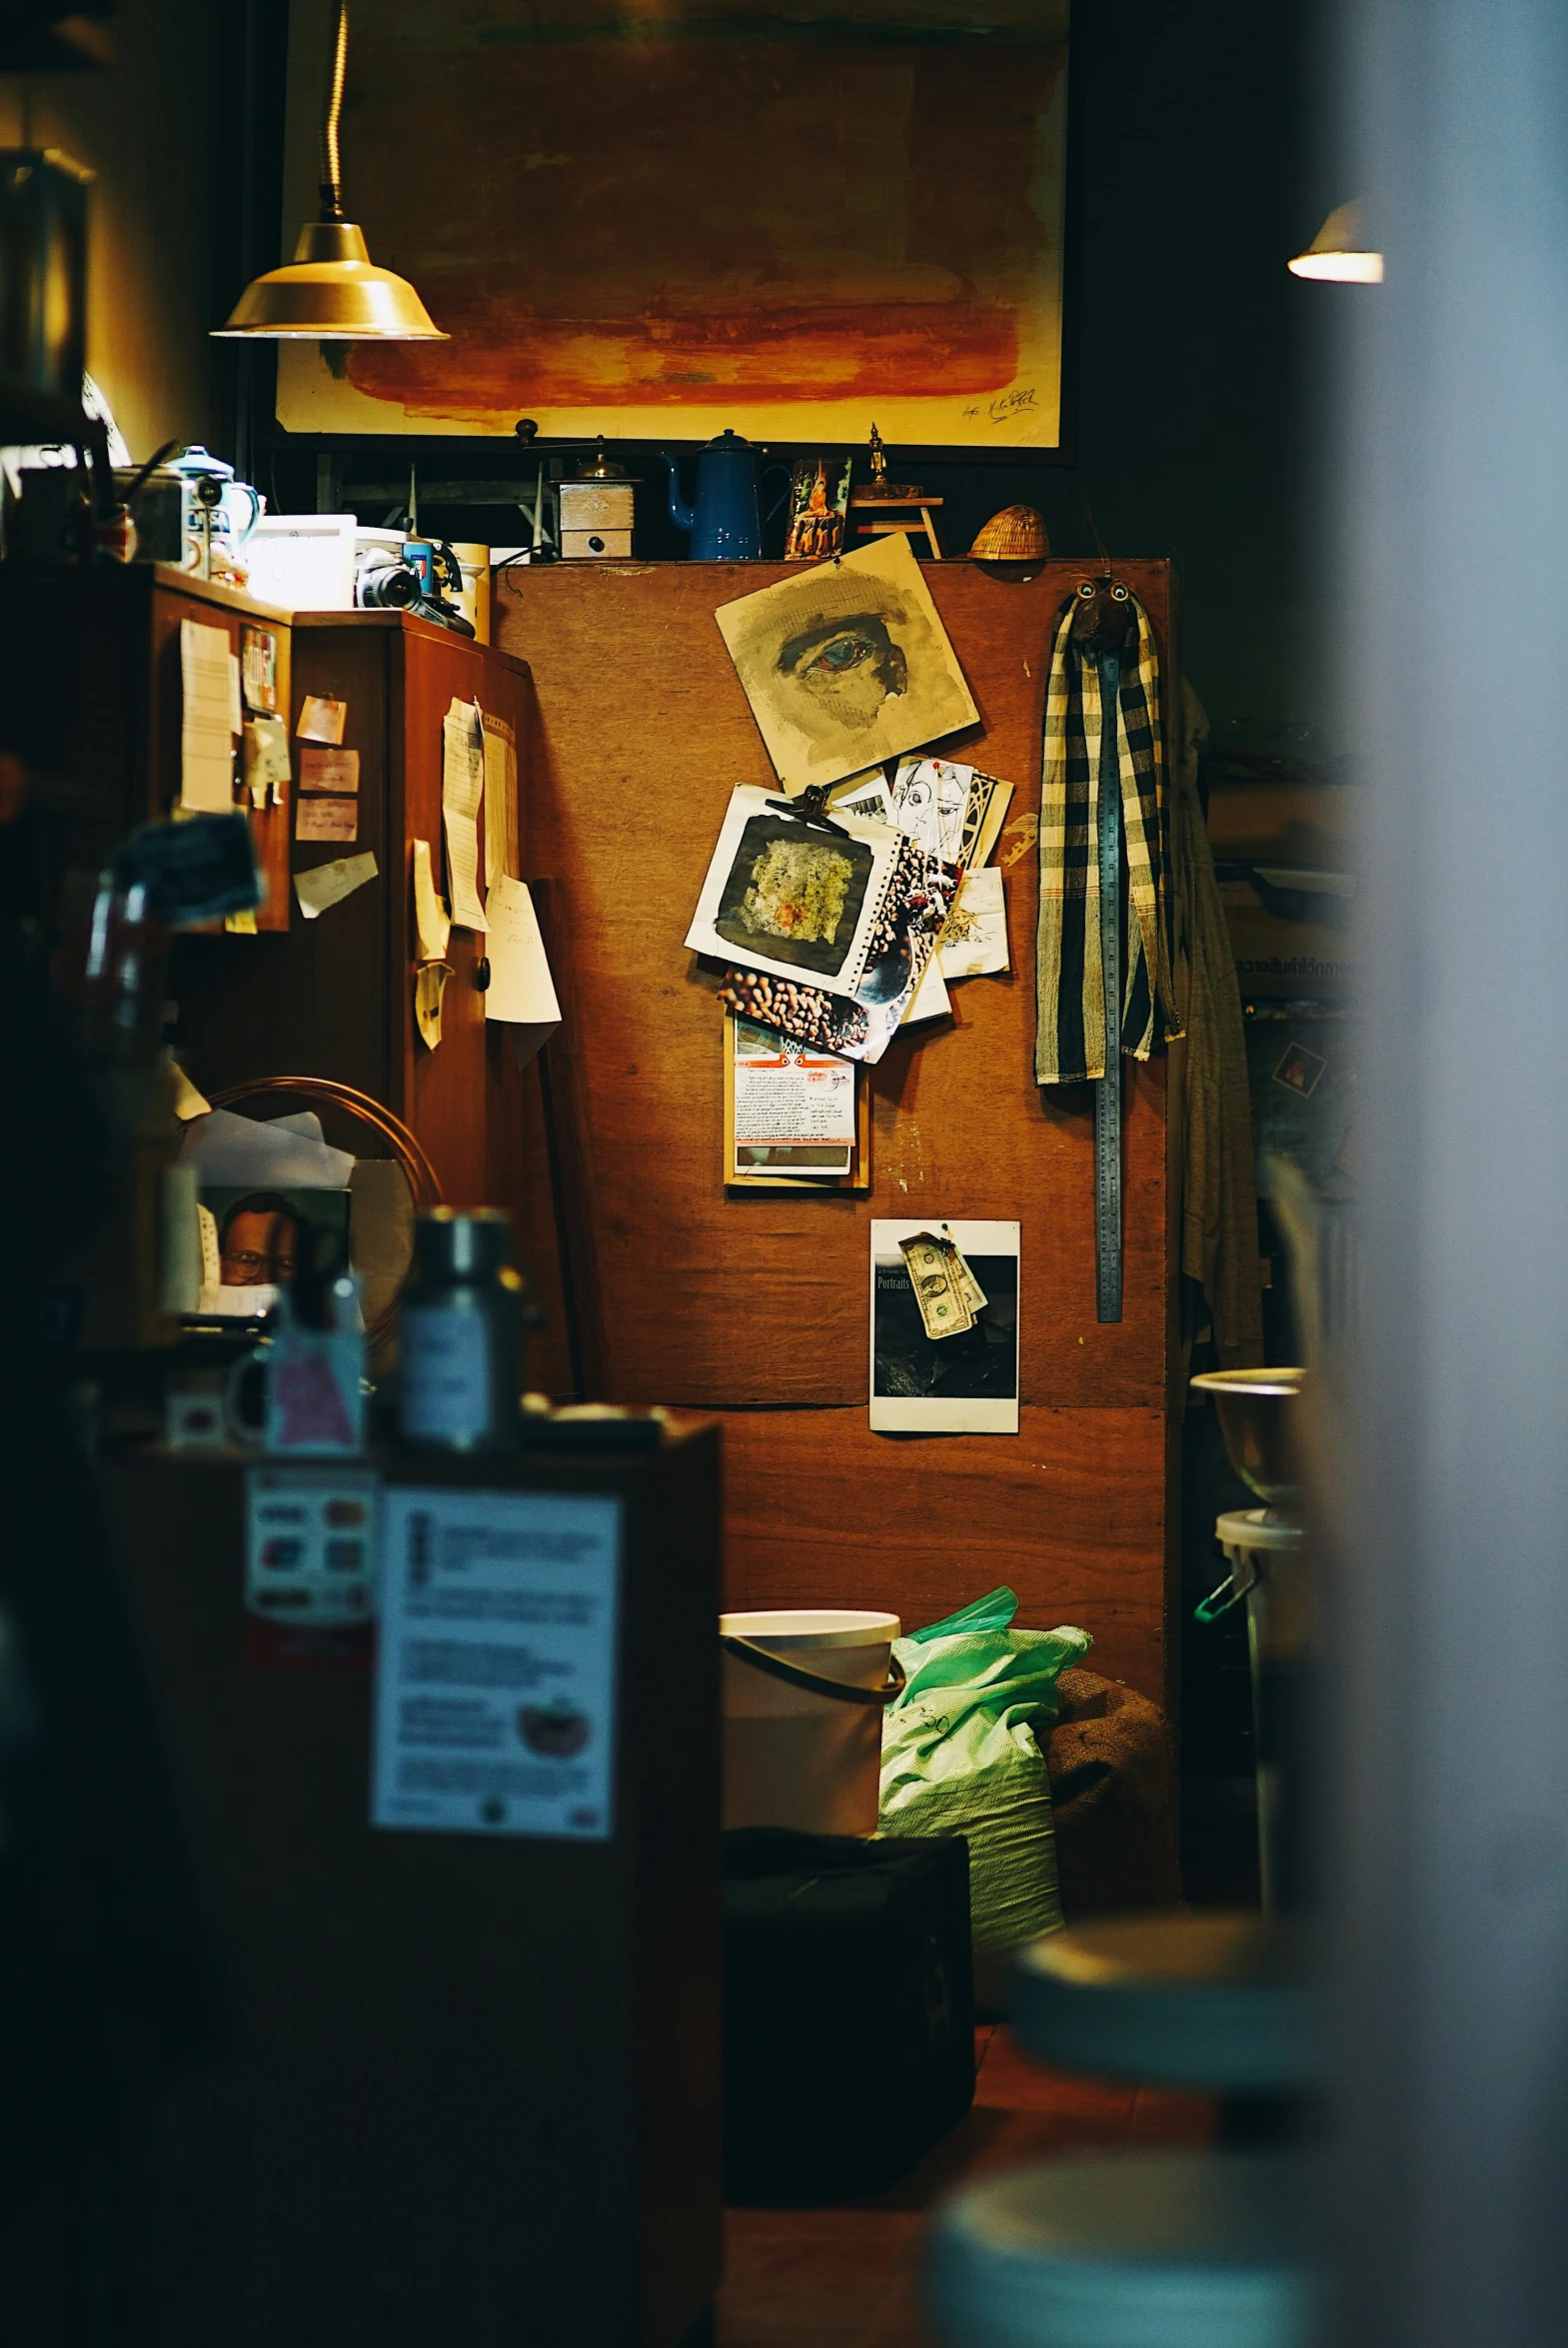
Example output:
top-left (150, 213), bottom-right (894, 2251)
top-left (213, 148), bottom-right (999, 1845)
top-left (659, 450), bottom-right (694, 536)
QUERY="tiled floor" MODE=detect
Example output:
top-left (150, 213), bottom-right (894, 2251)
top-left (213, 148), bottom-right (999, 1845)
top-left (717, 2028), bottom-right (1215, 2347)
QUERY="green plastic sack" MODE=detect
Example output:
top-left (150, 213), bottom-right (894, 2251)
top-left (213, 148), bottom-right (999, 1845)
top-left (878, 1589), bottom-right (1090, 1986)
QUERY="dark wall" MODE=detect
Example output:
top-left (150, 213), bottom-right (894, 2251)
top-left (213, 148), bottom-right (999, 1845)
top-left (249, 0), bottom-right (1317, 746)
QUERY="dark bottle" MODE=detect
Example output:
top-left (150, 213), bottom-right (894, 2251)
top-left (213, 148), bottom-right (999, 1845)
top-left (398, 1209), bottom-right (535, 1453)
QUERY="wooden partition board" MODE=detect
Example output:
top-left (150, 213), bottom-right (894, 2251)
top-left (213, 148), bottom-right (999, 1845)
top-left (496, 559), bottom-right (1177, 1702)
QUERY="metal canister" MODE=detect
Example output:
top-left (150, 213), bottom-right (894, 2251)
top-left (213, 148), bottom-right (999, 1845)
top-left (398, 1209), bottom-right (533, 1453)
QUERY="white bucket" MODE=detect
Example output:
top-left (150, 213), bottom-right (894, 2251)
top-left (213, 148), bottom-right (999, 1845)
top-left (721, 1608), bottom-right (900, 1837)
top-left (450, 541), bottom-right (492, 644)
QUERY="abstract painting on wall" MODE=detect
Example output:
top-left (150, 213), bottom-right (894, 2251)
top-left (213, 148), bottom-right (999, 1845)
top-left (276, 0), bottom-right (1072, 450)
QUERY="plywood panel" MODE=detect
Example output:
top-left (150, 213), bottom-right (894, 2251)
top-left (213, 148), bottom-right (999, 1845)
top-left (715, 1403), bottom-right (1167, 1703)
top-left (495, 559), bottom-right (1171, 1411)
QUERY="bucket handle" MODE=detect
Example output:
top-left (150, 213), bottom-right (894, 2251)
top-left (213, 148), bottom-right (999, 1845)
top-left (721, 1635), bottom-right (906, 1707)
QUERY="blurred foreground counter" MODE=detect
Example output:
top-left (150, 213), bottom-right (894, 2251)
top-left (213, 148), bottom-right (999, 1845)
top-left (102, 1422), bottom-right (722, 2348)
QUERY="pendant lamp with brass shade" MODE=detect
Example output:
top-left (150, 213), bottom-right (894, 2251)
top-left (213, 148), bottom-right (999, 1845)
top-left (213, 2), bottom-right (446, 342)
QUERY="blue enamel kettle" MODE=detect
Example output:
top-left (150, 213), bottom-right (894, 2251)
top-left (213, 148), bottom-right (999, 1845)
top-left (660, 429), bottom-right (789, 561)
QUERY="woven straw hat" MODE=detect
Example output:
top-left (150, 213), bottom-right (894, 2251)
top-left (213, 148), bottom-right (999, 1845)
top-left (969, 504), bottom-right (1049, 561)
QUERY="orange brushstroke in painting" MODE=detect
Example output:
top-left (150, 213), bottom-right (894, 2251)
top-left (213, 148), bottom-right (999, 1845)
top-left (334, 27), bottom-right (1063, 425)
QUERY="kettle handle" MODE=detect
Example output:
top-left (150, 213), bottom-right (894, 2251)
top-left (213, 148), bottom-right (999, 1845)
top-left (762, 459), bottom-right (792, 531)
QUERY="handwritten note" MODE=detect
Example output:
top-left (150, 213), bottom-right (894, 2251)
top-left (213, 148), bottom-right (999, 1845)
top-left (441, 697), bottom-right (487, 931)
top-left (300, 746), bottom-right (359, 794)
top-left (296, 797), bottom-right (358, 843)
top-left (180, 619), bottom-right (238, 812)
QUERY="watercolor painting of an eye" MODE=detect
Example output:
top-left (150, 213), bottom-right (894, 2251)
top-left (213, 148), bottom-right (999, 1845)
top-left (717, 535), bottom-right (979, 792)
top-left (803, 629), bottom-right (877, 677)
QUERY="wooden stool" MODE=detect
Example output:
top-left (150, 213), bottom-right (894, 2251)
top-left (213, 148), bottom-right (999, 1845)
top-left (850, 494), bottom-right (944, 559)
top-left (927, 2153), bottom-right (1315, 2348)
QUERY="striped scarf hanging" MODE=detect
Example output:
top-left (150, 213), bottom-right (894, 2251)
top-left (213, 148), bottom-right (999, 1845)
top-left (1034, 590), bottom-right (1178, 1085)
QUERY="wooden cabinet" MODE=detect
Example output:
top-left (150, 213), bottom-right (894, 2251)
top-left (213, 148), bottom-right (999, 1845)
top-left (174, 611), bottom-right (533, 1208)
top-left (104, 1428), bottom-right (723, 2348)
top-left (0, 562), bottom-right (293, 935)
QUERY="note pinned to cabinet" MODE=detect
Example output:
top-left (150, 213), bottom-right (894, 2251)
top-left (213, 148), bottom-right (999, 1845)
top-left (412, 839), bottom-right (451, 963)
top-left (180, 618), bottom-right (238, 812)
top-left (415, 962), bottom-right (450, 1051)
top-left (482, 709), bottom-right (519, 887)
top-left (441, 697), bottom-right (487, 931)
top-left (484, 876), bottom-right (561, 1068)
top-left (295, 851), bottom-right (377, 920)
top-left (243, 715), bottom-right (291, 809)
top-left (298, 695), bottom-right (347, 745)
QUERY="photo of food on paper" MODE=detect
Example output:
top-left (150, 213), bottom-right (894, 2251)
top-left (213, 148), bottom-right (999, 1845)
top-left (715, 534), bottom-right (977, 794)
top-left (688, 785), bottom-right (903, 999)
top-left (712, 827), bottom-right (960, 1067)
top-left (869, 1218), bottom-right (1020, 1434)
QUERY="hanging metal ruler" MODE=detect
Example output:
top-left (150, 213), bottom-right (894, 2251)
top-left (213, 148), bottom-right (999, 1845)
top-left (1094, 646), bottom-right (1123, 1322)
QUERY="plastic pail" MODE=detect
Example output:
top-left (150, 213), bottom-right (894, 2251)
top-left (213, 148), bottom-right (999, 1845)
top-left (720, 1609), bottom-right (902, 1836)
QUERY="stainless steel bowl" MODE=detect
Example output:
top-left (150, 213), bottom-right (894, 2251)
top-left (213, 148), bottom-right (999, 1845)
top-left (1189, 1367), bottom-right (1306, 1508)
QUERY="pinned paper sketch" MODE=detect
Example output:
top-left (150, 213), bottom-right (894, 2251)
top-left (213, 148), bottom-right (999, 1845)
top-left (441, 698), bottom-right (488, 931)
top-left (485, 876), bottom-right (562, 1068)
top-left (889, 759), bottom-right (1013, 871)
top-left (940, 868), bottom-right (1009, 980)
top-left (295, 851), bottom-right (378, 920)
top-left (716, 534), bottom-right (977, 794)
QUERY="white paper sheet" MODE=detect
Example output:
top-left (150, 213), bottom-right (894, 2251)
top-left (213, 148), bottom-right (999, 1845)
top-left (441, 697), bottom-right (488, 931)
top-left (371, 1487), bottom-right (621, 1840)
top-left (180, 618), bottom-right (238, 812)
top-left (484, 877), bottom-right (561, 1067)
top-left (869, 1217), bottom-right (1020, 1434)
top-left (180, 1106), bottom-right (354, 1187)
top-left (295, 850), bottom-right (378, 920)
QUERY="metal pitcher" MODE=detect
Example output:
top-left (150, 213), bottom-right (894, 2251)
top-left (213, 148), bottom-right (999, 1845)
top-left (659, 429), bottom-right (788, 561)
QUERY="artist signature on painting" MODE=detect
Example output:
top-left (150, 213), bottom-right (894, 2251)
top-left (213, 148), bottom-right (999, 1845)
top-left (963, 386), bottom-right (1038, 426)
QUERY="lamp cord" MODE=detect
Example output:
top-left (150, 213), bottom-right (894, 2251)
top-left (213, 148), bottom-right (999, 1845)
top-left (319, 0), bottom-right (349, 221)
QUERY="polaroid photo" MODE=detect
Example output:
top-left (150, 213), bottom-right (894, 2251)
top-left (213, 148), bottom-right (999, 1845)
top-left (716, 534), bottom-right (978, 795)
top-left (869, 1218), bottom-right (1020, 1434)
top-left (688, 785), bottom-right (903, 1001)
